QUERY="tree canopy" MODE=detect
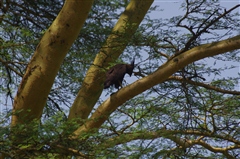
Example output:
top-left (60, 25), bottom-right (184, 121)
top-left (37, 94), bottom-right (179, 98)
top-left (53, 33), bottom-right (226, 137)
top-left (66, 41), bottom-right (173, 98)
top-left (1, 0), bottom-right (240, 158)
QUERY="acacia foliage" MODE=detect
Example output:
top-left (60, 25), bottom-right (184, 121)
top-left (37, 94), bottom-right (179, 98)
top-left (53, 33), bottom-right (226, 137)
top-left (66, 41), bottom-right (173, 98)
top-left (1, 0), bottom-right (240, 158)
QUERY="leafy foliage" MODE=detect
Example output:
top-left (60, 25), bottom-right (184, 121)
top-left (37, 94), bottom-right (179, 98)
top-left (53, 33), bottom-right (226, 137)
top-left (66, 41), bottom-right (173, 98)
top-left (1, 0), bottom-right (240, 158)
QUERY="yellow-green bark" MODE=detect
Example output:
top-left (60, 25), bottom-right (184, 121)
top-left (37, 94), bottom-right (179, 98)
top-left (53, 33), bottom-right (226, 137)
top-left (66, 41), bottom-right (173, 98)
top-left (72, 35), bottom-right (240, 137)
top-left (68, 0), bottom-right (154, 121)
top-left (11, 0), bottom-right (94, 125)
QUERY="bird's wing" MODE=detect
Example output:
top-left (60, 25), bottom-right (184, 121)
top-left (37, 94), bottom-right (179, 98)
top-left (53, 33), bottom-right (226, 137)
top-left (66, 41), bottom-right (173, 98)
top-left (106, 64), bottom-right (124, 75)
top-left (107, 67), bottom-right (115, 74)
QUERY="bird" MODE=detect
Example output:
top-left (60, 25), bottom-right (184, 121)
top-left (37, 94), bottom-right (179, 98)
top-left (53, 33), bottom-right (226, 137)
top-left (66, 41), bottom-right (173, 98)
top-left (104, 58), bottom-right (135, 89)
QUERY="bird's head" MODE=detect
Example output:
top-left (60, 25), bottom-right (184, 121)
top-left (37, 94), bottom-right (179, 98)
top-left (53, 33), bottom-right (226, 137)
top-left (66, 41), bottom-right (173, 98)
top-left (126, 57), bottom-right (135, 76)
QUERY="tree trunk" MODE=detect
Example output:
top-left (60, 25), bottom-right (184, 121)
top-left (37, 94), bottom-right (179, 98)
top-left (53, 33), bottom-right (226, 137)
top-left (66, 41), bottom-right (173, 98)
top-left (11, 0), bottom-right (94, 126)
top-left (68, 0), bottom-right (154, 123)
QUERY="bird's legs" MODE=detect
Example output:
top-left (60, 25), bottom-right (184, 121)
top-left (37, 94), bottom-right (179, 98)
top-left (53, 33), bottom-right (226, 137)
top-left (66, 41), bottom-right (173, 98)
top-left (118, 80), bottom-right (123, 89)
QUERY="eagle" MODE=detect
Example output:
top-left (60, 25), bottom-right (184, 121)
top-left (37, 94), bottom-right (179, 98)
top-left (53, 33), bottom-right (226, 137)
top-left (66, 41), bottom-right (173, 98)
top-left (104, 59), bottom-right (135, 89)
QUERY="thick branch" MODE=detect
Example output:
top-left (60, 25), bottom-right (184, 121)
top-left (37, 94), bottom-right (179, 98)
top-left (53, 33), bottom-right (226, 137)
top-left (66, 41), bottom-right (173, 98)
top-left (72, 35), bottom-right (240, 137)
top-left (12, 0), bottom-right (94, 125)
top-left (68, 0), bottom-right (154, 121)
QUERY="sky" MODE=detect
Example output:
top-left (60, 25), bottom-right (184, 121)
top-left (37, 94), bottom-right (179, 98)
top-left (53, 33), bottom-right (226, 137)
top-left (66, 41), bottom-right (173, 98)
top-left (0, 2), bottom-right (239, 158)
top-left (99, 0), bottom-right (240, 111)
top-left (1, 0), bottom-right (240, 113)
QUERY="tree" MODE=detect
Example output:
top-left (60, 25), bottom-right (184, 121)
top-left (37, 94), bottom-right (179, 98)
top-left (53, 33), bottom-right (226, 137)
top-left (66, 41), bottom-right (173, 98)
top-left (1, 0), bottom-right (240, 158)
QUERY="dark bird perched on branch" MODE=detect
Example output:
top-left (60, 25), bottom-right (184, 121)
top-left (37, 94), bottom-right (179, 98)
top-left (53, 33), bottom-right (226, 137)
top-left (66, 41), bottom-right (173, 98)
top-left (104, 58), bottom-right (135, 89)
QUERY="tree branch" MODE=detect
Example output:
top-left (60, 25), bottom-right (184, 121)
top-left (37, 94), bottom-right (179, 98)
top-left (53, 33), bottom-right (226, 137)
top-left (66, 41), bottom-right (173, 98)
top-left (12, 0), bottom-right (94, 125)
top-left (68, 0), bottom-right (154, 122)
top-left (177, 3), bottom-right (240, 54)
top-left (167, 76), bottom-right (240, 95)
top-left (0, 58), bottom-right (23, 77)
top-left (72, 35), bottom-right (240, 137)
top-left (98, 128), bottom-right (239, 158)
